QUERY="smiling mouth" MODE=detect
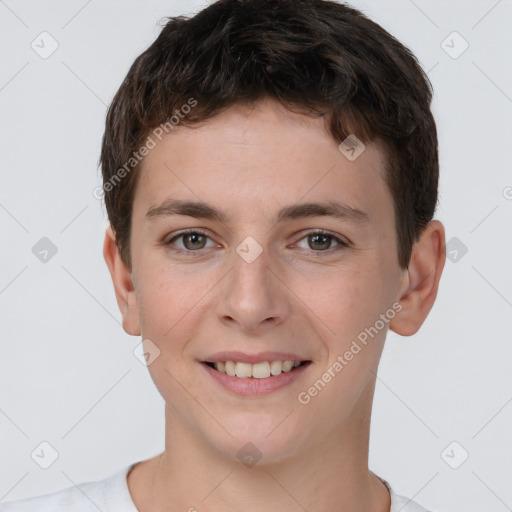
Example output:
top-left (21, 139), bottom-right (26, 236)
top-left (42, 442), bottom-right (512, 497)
top-left (203, 360), bottom-right (311, 379)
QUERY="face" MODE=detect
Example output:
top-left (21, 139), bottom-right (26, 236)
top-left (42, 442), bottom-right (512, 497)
top-left (112, 98), bottom-right (413, 462)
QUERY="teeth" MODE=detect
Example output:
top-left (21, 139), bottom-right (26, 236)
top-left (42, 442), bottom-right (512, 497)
top-left (235, 362), bottom-right (252, 378)
top-left (212, 360), bottom-right (303, 378)
top-left (282, 360), bottom-right (294, 372)
top-left (224, 360), bottom-right (236, 376)
top-left (252, 362), bottom-right (271, 379)
top-left (270, 360), bottom-right (282, 375)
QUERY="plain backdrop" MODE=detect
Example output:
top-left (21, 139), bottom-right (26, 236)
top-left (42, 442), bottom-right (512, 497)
top-left (0, 1), bottom-right (511, 510)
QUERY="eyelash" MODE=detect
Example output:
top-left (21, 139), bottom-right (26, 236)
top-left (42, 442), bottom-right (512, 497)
top-left (164, 228), bottom-right (349, 255)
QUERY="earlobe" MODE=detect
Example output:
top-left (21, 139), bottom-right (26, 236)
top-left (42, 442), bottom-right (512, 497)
top-left (389, 220), bottom-right (446, 337)
top-left (103, 227), bottom-right (141, 336)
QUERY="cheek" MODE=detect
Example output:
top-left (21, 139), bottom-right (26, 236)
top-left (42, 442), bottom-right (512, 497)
top-left (136, 258), bottom-right (202, 343)
top-left (312, 268), bottom-right (396, 385)
top-left (136, 265), bottom-right (205, 401)
top-left (307, 266), bottom-right (382, 337)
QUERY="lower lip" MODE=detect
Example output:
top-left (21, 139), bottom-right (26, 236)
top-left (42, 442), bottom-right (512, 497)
top-left (201, 362), bottom-right (311, 396)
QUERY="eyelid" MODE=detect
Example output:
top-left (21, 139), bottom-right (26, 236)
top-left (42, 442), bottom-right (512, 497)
top-left (166, 227), bottom-right (211, 241)
top-left (298, 228), bottom-right (350, 246)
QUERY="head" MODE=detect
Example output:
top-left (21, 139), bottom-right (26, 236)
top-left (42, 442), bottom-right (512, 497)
top-left (102, 0), bottom-right (445, 464)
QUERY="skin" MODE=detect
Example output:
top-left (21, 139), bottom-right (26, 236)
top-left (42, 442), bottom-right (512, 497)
top-left (104, 97), bottom-right (445, 512)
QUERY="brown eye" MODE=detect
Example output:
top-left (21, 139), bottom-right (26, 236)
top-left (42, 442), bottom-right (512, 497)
top-left (308, 234), bottom-right (333, 251)
top-left (182, 233), bottom-right (207, 250)
top-left (295, 230), bottom-right (348, 253)
top-left (166, 230), bottom-right (215, 252)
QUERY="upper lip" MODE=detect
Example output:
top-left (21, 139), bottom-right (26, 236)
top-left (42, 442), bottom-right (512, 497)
top-left (202, 351), bottom-right (310, 364)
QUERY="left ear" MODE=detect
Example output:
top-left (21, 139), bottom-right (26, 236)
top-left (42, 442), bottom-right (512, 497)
top-left (389, 220), bottom-right (446, 336)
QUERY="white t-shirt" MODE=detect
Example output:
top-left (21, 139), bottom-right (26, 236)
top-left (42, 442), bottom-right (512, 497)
top-left (0, 462), bottom-right (436, 511)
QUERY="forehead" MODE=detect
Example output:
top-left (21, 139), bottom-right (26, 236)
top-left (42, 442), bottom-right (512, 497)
top-left (133, 99), bottom-right (392, 228)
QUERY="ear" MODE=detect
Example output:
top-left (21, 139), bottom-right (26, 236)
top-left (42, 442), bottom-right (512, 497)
top-left (389, 220), bottom-right (446, 336)
top-left (103, 227), bottom-right (141, 336)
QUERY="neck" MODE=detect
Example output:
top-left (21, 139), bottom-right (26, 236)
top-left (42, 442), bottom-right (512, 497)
top-left (127, 384), bottom-right (390, 511)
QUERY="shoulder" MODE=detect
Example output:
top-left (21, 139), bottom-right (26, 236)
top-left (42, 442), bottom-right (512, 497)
top-left (0, 463), bottom-right (138, 512)
top-left (390, 491), bottom-right (437, 512)
top-left (379, 475), bottom-right (437, 512)
top-left (0, 484), bottom-right (92, 512)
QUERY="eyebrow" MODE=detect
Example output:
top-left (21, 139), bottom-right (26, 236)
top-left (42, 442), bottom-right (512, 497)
top-left (145, 199), bottom-right (370, 224)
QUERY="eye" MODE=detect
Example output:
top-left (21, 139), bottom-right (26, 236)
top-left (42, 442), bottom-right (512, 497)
top-left (295, 230), bottom-right (349, 252)
top-left (164, 229), bottom-right (349, 255)
top-left (165, 229), bottom-right (217, 252)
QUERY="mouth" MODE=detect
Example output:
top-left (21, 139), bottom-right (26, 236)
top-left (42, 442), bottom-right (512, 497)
top-left (202, 360), bottom-right (312, 379)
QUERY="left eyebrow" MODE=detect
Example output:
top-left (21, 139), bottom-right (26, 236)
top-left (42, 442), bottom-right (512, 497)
top-left (145, 199), bottom-right (370, 224)
top-left (276, 200), bottom-right (369, 224)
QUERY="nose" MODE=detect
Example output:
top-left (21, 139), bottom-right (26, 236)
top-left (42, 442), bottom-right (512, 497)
top-left (215, 242), bottom-right (291, 333)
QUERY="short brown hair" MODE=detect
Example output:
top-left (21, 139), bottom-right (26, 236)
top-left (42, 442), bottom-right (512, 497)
top-left (100, 0), bottom-right (439, 270)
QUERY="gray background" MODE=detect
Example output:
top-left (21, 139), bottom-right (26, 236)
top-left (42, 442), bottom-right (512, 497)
top-left (0, 1), bottom-right (511, 510)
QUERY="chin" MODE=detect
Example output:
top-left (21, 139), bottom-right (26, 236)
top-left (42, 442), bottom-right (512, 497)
top-left (200, 414), bottom-right (305, 467)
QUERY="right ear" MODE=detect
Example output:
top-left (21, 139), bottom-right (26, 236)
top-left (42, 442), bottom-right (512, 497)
top-left (388, 220), bottom-right (446, 336)
top-left (102, 227), bottom-right (141, 336)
